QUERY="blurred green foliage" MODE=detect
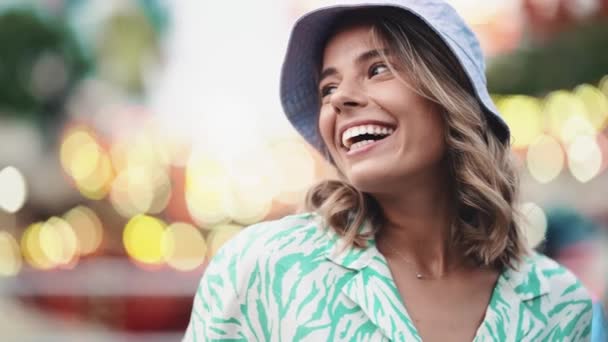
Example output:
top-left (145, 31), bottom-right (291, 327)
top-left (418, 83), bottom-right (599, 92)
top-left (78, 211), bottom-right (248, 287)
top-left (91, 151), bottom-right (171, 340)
top-left (488, 20), bottom-right (608, 96)
top-left (0, 8), bottom-right (90, 122)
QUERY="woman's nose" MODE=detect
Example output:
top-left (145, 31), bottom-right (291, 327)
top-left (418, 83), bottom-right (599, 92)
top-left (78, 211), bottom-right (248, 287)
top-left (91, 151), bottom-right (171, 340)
top-left (329, 82), bottom-right (367, 114)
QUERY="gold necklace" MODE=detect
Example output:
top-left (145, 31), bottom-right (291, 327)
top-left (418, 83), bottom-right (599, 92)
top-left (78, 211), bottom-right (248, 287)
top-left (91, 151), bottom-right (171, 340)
top-left (381, 241), bottom-right (425, 280)
top-left (381, 240), bottom-right (467, 280)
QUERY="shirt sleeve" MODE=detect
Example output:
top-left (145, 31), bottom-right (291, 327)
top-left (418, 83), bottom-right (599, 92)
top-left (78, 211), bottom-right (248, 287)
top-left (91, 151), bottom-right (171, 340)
top-left (182, 244), bottom-right (248, 342)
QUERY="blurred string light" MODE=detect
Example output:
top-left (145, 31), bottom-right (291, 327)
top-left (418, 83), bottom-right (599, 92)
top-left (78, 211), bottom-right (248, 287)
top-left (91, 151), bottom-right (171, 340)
top-left (63, 206), bottom-right (103, 256)
top-left (20, 215), bottom-right (85, 270)
top-left (520, 202), bottom-right (547, 249)
top-left (110, 166), bottom-right (171, 218)
top-left (185, 150), bottom-right (231, 228)
top-left (600, 75), bottom-right (608, 98)
top-left (224, 148), bottom-right (278, 225)
top-left (498, 95), bottom-right (544, 149)
top-left (574, 84), bottom-right (608, 132)
top-left (206, 223), bottom-right (242, 259)
top-left (60, 125), bottom-right (114, 199)
top-left (39, 217), bottom-right (79, 268)
top-left (0, 231), bottom-right (22, 277)
top-left (597, 133), bottom-right (608, 174)
top-left (0, 166), bottom-right (27, 213)
top-left (544, 90), bottom-right (591, 145)
top-left (109, 126), bottom-right (173, 218)
top-left (21, 222), bottom-right (54, 270)
top-left (270, 140), bottom-right (316, 205)
top-left (17, 207), bottom-right (104, 271)
top-left (123, 214), bottom-right (166, 265)
top-left (527, 135), bottom-right (564, 183)
top-left (161, 222), bottom-right (207, 271)
top-left (567, 135), bottom-right (602, 183)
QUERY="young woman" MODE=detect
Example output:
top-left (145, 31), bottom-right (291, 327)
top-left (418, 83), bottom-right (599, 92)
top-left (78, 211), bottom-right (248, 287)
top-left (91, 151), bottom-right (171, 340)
top-left (184, 1), bottom-right (593, 341)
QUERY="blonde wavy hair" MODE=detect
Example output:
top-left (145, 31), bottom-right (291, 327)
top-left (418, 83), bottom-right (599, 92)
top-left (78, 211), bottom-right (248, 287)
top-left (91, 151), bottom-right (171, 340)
top-left (305, 8), bottom-right (528, 270)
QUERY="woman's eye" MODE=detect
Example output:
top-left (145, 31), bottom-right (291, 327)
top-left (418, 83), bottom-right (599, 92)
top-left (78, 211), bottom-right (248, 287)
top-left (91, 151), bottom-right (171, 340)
top-left (369, 64), bottom-right (389, 77)
top-left (320, 85), bottom-right (336, 97)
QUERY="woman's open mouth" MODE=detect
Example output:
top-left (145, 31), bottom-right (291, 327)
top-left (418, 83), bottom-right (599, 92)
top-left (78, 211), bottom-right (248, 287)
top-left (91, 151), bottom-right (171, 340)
top-left (341, 124), bottom-right (395, 153)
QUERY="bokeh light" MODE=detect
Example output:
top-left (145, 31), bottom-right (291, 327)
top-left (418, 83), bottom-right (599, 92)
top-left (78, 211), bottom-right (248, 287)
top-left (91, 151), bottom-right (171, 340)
top-left (0, 231), bottom-right (22, 277)
top-left (270, 140), bottom-right (316, 205)
top-left (206, 223), bottom-right (242, 258)
top-left (63, 206), bottom-right (104, 256)
top-left (161, 222), bottom-right (207, 271)
top-left (520, 202), bottom-right (547, 249)
top-left (224, 148), bottom-right (278, 225)
top-left (0, 166), bottom-right (28, 213)
top-left (21, 222), bottom-right (54, 270)
top-left (526, 135), bottom-right (565, 183)
top-left (60, 126), bottom-right (102, 181)
top-left (574, 84), bottom-right (608, 132)
top-left (123, 215), bottom-right (166, 265)
top-left (39, 217), bottom-right (79, 268)
top-left (597, 133), bottom-right (608, 174)
top-left (560, 114), bottom-right (596, 146)
top-left (567, 135), bottom-right (602, 183)
top-left (75, 151), bottom-right (114, 200)
top-left (543, 91), bottom-right (590, 144)
top-left (498, 95), bottom-right (544, 149)
top-left (185, 151), bottom-right (231, 227)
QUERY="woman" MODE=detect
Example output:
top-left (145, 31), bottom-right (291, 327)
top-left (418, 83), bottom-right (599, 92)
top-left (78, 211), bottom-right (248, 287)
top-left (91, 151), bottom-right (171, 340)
top-left (184, 1), bottom-right (593, 341)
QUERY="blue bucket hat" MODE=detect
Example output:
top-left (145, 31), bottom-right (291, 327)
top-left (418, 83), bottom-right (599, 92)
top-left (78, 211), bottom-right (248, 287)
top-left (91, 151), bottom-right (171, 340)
top-left (280, 0), bottom-right (510, 154)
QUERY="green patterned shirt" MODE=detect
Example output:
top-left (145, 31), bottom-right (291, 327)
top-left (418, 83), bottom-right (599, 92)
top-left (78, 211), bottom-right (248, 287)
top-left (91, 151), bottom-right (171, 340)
top-left (184, 213), bottom-right (593, 341)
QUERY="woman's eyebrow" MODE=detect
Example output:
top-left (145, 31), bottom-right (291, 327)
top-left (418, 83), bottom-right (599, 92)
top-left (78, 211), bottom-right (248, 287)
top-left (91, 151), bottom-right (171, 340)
top-left (355, 48), bottom-right (390, 65)
top-left (319, 49), bottom-right (391, 85)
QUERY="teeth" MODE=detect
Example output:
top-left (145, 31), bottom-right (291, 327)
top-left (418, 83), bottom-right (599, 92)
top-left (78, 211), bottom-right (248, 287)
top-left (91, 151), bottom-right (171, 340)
top-left (350, 140), bottom-right (376, 151)
top-left (341, 124), bottom-right (395, 148)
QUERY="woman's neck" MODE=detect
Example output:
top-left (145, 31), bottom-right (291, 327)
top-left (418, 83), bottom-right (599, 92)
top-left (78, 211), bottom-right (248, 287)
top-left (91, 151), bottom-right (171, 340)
top-left (373, 178), bottom-right (463, 278)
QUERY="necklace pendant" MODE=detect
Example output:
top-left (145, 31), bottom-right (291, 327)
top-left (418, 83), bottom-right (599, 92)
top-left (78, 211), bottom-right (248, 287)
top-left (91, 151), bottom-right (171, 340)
top-left (416, 273), bottom-right (423, 279)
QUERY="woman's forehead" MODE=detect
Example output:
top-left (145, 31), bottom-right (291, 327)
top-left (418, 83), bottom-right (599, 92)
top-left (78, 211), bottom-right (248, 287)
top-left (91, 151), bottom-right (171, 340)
top-left (322, 25), bottom-right (385, 64)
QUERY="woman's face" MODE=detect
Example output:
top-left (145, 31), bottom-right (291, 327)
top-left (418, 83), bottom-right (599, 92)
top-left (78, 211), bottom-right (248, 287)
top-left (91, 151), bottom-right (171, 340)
top-left (318, 24), bottom-right (447, 193)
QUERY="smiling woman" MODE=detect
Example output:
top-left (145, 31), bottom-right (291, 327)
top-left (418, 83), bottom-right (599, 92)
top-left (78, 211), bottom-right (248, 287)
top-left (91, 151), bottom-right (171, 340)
top-left (183, 1), bottom-right (594, 341)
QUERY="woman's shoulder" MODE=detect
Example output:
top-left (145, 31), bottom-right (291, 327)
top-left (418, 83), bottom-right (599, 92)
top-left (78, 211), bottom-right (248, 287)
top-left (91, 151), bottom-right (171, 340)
top-left (207, 212), bottom-right (330, 269)
top-left (523, 252), bottom-right (591, 301)
top-left (512, 252), bottom-right (593, 331)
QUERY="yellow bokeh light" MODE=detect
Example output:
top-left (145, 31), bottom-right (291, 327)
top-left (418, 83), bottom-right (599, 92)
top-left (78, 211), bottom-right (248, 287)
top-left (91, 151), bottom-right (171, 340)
top-left (544, 91), bottom-right (587, 142)
top-left (599, 75), bottom-right (608, 98)
top-left (110, 170), bottom-right (142, 218)
top-left (574, 84), bottom-right (608, 132)
top-left (63, 206), bottom-right (103, 255)
top-left (161, 222), bottom-right (207, 271)
top-left (75, 152), bottom-right (114, 200)
top-left (60, 128), bottom-right (101, 181)
top-left (271, 140), bottom-right (316, 205)
top-left (597, 133), bottom-right (608, 174)
top-left (206, 224), bottom-right (242, 258)
top-left (39, 217), bottom-right (79, 267)
top-left (185, 152), bottom-right (231, 227)
top-left (224, 149), bottom-right (278, 225)
top-left (123, 215), bottom-right (166, 265)
top-left (21, 222), bottom-right (55, 270)
top-left (498, 96), bottom-right (544, 149)
top-left (110, 166), bottom-right (172, 217)
top-left (567, 135), bottom-right (602, 183)
top-left (0, 166), bottom-right (28, 214)
top-left (560, 114), bottom-right (596, 146)
top-left (126, 167), bottom-right (155, 213)
top-left (0, 231), bottom-right (22, 277)
top-left (520, 202), bottom-right (547, 249)
top-left (526, 135), bottom-right (564, 183)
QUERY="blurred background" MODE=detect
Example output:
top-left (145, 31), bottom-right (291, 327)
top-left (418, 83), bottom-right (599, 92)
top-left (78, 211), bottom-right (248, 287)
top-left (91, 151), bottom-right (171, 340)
top-left (0, 0), bottom-right (606, 341)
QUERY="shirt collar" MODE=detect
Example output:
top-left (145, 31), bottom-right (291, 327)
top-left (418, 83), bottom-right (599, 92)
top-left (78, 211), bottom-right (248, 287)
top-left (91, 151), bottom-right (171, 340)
top-left (322, 216), bottom-right (550, 302)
